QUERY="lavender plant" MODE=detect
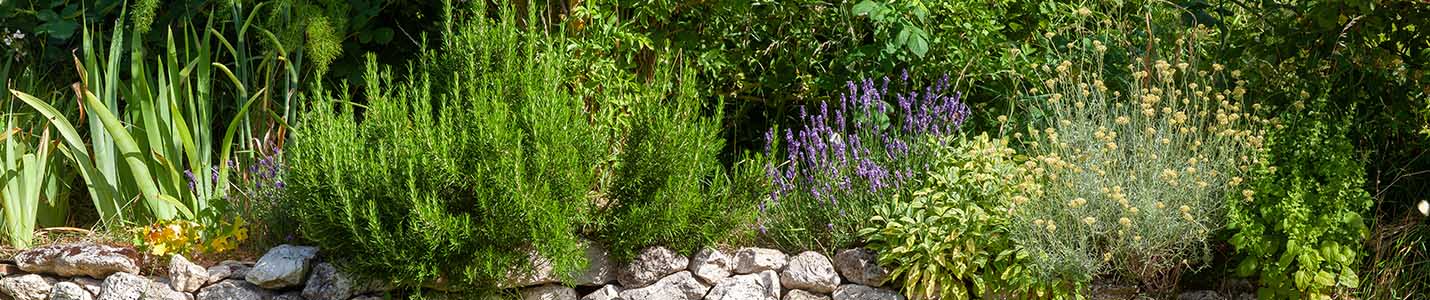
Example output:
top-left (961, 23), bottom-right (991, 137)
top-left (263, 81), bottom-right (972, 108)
top-left (758, 72), bottom-right (970, 250)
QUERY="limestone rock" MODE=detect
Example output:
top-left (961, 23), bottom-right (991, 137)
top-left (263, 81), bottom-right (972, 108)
top-left (572, 243), bottom-right (614, 286)
top-left (143, 277), bottom-right (192, 300)
top-left (705, 272), bottom-right (779, 300)
top-left (168, 255), bottom-right (209, 293)
top-left (502, 242), bottom-right (615, 287)
top-left (244, 245), bottom-right (318, 289)
top-left (69, 278), bottom-right (101, 297)
top-left (13, 243), bottom-right (139, 278)
top-left (520, 285), bottom-right (577, 300)
top-left (687, 249), bottom-right (732, 285)
top-left (734, 248), bottom-right (787, 274)
top-left (48, 281), bottom-right (93, 300)
top-left (271, 292), bottom-right (304, 300)
top-left (206, 261), bottom-right (252, 285)
top-left (784, 289), bottom-right (831, 300)
top-left (504, 248), bottom-right (558, 288)
top-left (1, 274), bottom-right (57, 300)
top-left (196, 279), bottom-right (272, 300)
top-left (579, 285), bottom-right (620, 300)
top-left (97, 272), bottom-right (146, 300)
top-left (758, 270), bottom-right (781, 299)
top-left (617, 271), bottom-right (708, 300)
top-left (780, 251), bottom-right (840, 293)
top-left (832, 285), bottom-right (902, 300)
top-left (616, 246), bottom-right (688, 288)
top-left (832, 249), bottom-right (888, 286)
top-left (301, 263), bottom-right (353, 300)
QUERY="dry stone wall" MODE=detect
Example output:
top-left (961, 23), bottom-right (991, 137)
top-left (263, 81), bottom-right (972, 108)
top-left (0, 243), bottom-right (900, 300)
top-left (0, 244), bottom-right (892, 300)
top-left (0, 242), bottom-right (1254, 300)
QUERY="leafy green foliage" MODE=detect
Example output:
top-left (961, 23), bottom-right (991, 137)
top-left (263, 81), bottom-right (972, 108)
top-left (0, 118), bottom-right (57, 248)
top-left (861, 134), bottom-right (1059, 300)
top-left (1209, 0), bottom-right (1429, 220)
top-left (1226, 99), bottom-right (1372, 300)
top-left (852, 0), bottom-right (932, 59)
top-left (595, 65), bottom-right (747, 259)
top-left (284, 2), bottom-right (597, 287)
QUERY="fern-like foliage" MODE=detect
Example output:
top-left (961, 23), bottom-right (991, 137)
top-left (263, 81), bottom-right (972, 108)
top-left (596, 64), bottom-right (746, 259)
top-left (284, 0), bottom-right (597, 288)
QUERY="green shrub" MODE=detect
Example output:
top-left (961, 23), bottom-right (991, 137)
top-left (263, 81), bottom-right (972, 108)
top-left (284, 1), bottom-right (597, 287)
top-left (861, 133), bottom-right (1066, 300)
top-left (595, 64), bottom-right (750, 259)
top-left (1009, 23), bottom-right (1261, 293)
top-left (1226, 98), bottom-right (1372, 300)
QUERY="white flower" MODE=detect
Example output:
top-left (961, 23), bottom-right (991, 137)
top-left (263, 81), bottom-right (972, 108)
top-left (1418, 200), bottom-right (1428, 216)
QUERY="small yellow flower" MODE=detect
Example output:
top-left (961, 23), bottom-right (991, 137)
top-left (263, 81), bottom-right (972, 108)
top-left (1077, 7), bottom-right (1092, 16)
top-left (1116, 116), bottom-right (1130, 125)
top-left (1119, 217), bottom-right (1132, 227)
top-left (997, 115), bottom-right (1009, 123)
top-left (1103, 252), bottom-right (1113, 262)
top-left (1047, 223), bottom-right (1058, 233)
top-left (1083, 217), bottom-right (1098, 225)
top-left (1128, 207), bottom-right (1140, 214)
top-left (1133, 235), bottom-right (1143, 242)
top-left (1034, 219), bottom-right (1046, 226)
top-left (1180, 205), bottom-right (1192, 213)
top-left (1242, 189), bottom-right (1255, 198)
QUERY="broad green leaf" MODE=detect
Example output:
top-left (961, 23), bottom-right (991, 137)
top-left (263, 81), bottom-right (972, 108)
top-left (907, 29), bottom-right (929, 58)
top-left (852, 1), bottom-right (880, 16)
top-left (1313, 270), bottom-right (1335, 287)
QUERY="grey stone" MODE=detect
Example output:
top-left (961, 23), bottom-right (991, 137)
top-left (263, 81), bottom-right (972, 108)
top-left (1, 274), bottom-right (57, 300)
top-left (206, 261), bottom-right (252, 285)
top-left (504, 248), bottom-right (558, 288)
top-left (196, 279), bottom-right (272, 300)
top-left (504, 241), bottom-right (613, 288)
top-left (48, 281), bottom-right (92, 300)
top-left (758, 270), bottom-right (781, 299)
top-left (734, 248), bottom-right (787, 274)
top-left (96, 272), bottom-right (146, 300)
top-left (68, 278), bottom-right (101, 297)
top-left (572, 242), bottom-right (614, 286)
top-left (520, 285), bottom-right (577, 300)
top-left (142, 277), bottom-right (192, 300)
top-left (579, 285), bottom-right (620, 300)
top-left (301, 263), bottom-right (352, 300)
top-left (13, 243), bottom-right (139, 279)
top-left (831, 285), bottom-right (902, 300)
top-left (617, 271), bottom-right (708, 300)
top-left (780, 251), bottom-right (840, 293)
top-left (783, 290), bottom-right (831, 300)
top-left (1178, 291), bottom-right (1227, 300)
top-left (705, 272), bottom-right (779, 300)
top-left (687, 249), bottom-right (732, 285)
top-left (168, 255), bottom-right (208, 293)
top-left (616, 246), bottom-right (688, 288)
top-left (832, 249), bottom-right (888, 286)
top-left (271, 292), bottom-right (303, 300)
top-left (244, 245), bottom-right (318, 289)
